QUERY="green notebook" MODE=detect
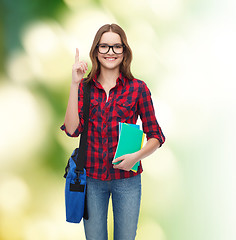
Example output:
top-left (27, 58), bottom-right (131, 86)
top-left (113, 123), bottom-right (145, 172)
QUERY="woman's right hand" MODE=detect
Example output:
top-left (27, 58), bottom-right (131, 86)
top-left (72, 48), bottom-right (88, 85)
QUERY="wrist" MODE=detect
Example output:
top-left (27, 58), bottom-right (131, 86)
top-left (71, 81), bottom-right (80, 88)
top-left (133, 151), bottom-right (142, 162)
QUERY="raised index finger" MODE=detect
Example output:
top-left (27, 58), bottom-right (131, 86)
top-left (75, 48), bottom-right (79, 62)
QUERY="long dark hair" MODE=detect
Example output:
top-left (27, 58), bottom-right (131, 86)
top-left (86, 24), bottom-right (134, 82)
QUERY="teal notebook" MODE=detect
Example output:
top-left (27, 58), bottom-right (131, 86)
top-left (113, 122), bottom-right (145, 172)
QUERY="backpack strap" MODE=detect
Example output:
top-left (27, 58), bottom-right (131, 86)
top-left (75, 80), bottom-right (91, 173)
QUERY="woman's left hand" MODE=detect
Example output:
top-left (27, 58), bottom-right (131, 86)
top-left (112, 153), bottom-right (139, 171)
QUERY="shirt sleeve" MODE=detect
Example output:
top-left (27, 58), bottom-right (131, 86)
top-left (60, 81), bottom-right (85, 137)
top-left (137, 82), bottom-right (165, 146)
top-left (60, 120), bottom-right (84, 137)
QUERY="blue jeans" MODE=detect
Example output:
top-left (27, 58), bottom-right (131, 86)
top-left (83, 175), bottom-right (141, 240)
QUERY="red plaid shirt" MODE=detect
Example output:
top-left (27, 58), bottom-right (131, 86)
top-left (61, 73), bottom-right (165, 180)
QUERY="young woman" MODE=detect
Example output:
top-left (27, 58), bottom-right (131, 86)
top-left (61, 24), bottom-right (165, 240)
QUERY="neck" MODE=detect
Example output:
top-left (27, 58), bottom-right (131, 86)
top-left (98, 68), bottom-right (120, 85)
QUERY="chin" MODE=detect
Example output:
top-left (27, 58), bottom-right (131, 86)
top-left (101, 63), bottom-right (121, 70)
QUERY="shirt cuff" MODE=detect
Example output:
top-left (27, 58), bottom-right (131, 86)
top-left (146, 132), bottom-right (165, 147)
top-left (60, 122), bottom-right (83, 137)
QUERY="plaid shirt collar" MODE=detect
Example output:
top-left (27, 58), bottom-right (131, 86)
top-left (92, 72), bottom-right (126, 87)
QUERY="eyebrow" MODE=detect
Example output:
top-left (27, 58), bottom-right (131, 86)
top-left (99, 43), bottom-right (123, 45)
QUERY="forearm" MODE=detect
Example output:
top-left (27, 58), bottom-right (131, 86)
top-left (112, 138), bottom-right (161, 171)
top-left (134, 138), bottom-right (160, 161)
top-left (64, 83), bottom-right (80, 135)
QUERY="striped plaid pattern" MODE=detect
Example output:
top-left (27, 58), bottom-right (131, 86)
top-left (61, 73), bottom-right (165, 180)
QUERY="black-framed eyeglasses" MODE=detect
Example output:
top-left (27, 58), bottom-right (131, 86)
top-left (97, 43), bottom-right (125, 54)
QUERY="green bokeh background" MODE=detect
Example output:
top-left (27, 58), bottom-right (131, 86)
top-left (0, 0), bottom-right (235, 239)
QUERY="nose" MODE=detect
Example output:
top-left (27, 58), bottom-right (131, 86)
top-left (107, 46), bottom-right (114, 54)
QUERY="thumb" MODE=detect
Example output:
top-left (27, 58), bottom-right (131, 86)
top-left (112, 156), bottom-right (123, 163)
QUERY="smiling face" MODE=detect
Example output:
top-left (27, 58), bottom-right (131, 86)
top-left (97, 31), bottom-right (124, 72)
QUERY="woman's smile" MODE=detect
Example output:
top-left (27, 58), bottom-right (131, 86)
top-left (104, 57), bottom-right (117, 61)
